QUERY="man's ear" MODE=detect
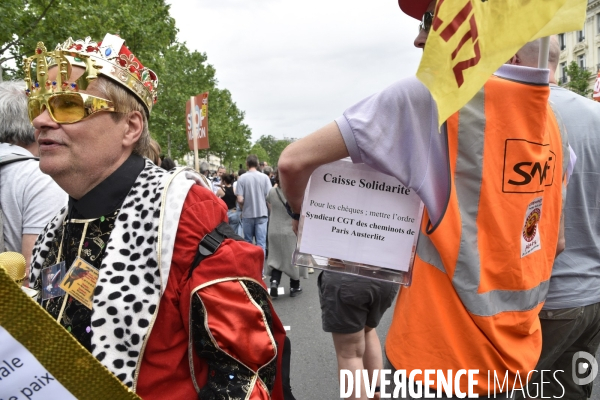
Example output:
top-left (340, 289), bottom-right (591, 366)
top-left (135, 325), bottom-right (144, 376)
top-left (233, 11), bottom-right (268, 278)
top-left (507, 55), bottom-right (519, 65)
top-left (122, 111), bottom-right (144, 148)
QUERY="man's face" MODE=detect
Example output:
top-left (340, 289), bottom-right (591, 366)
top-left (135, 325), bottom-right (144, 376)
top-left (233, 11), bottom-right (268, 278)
top-left (32, 67), bottom-right (130, 184)
top-left (414, 1), bottom-right (436, 49)
top-left (217, 167), bottom-right (225, 178)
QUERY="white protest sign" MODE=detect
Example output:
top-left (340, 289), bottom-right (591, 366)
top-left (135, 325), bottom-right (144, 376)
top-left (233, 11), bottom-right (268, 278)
top-left (0, 326), bottom-right (76, 400)
top-left (298, 160), bottom-right (423, 272)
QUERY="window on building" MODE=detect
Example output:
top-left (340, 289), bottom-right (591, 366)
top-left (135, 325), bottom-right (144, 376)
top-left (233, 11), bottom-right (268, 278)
top-left (558, 33), bottom-right (566, 50)
top-left (578, 54), bottom-right (586, 69)
top-left (597, 14), bottom-right (600, 34)
top-left (560, 62), bottom-right (568, 84)
top-left (578, 29), bottom-right (585, 42)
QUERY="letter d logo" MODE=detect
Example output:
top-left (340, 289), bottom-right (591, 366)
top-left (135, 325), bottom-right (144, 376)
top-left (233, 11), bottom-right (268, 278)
top-left (572, 351), bottom-right (598, 385)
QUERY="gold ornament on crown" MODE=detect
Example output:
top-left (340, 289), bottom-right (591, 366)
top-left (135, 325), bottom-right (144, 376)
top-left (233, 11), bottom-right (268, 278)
top-left (23, 34), bottom-right (158, 116)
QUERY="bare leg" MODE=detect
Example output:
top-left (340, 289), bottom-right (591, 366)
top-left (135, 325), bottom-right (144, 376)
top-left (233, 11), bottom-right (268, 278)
top-left (363, 326), bottom-right (382, 399)
top-left (332, 327), bottom-right (382, 400)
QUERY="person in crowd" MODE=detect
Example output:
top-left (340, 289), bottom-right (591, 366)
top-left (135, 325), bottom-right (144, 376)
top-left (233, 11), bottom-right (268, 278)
top-left (236, 154), bottom-right (272, 255)
top-left (234, 167), bottom-right (246, 194)
top-left (265, 171), bottom-right (308, 298)
top-left (217, 173), bottom-right (241, 234)
top-left (199, 161), bottom-right (211, 186)
top-left (278, 0), bottom-right (569, 397)
top-left (512, 37), bottom-right (600, 399)
top-left (146, 138), bottom-right (161, 166)
top-left (26, 33), bottom-right (287, 399)
top-left (160, 156), bottom-right (176, 171)
top-left (263, 164), bottom-right (274, 184)
top-left (0, 80), bottom-right (66, 273)
top-left (212, 165), bottom-right (226, 194)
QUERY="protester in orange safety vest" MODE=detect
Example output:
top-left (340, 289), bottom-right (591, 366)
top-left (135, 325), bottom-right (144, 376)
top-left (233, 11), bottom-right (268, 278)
top-left (278, 0), bottom-right (570, 398)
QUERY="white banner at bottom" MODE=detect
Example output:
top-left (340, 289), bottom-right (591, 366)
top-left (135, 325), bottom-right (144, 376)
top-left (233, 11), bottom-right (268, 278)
top-left (0, 326), bottom-right (76, 400)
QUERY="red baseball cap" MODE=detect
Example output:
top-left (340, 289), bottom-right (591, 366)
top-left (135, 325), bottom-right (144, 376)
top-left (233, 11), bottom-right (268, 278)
top-left (398, 0), bottom-right (431, 20)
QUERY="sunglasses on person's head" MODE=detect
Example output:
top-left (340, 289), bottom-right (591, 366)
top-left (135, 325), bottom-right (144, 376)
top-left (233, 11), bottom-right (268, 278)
top-left (28, 92), bottom-right (117, 124)
top-left (419, 11), bottom-right (434, 32)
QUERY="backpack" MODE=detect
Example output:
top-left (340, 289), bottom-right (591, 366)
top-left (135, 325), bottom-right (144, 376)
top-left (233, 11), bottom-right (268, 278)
top-left (186, 221), bottom-right (296, 400)
top-left (0, 154), bottom-right (38, 252)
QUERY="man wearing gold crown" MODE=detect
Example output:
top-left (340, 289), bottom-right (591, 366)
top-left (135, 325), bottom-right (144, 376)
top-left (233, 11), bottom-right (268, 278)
top-left (26, 33), bottom-right (288, 399)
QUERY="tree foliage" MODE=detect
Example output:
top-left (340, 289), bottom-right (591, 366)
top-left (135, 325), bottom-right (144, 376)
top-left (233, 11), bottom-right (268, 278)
top-left (0, 1), bottom-right (253, 165)
top-left (150, 45), bottom-right (252, 163)
top-left (1, 0), bottom-right (177, 78)
top-left (255, 135), bottom-right (293, 167)
top-left (149, 43), bottom-right (216, 160)
top-left (249, 143), bottom-right (270, 166)
top-left (563, 61), bottom-right (594, 98)
top-left (206, 88), bottom-right (252, 168)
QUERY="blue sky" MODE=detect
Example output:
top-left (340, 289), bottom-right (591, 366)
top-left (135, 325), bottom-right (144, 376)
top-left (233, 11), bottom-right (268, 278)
top-left (168, 0), bottom-right (423, 142)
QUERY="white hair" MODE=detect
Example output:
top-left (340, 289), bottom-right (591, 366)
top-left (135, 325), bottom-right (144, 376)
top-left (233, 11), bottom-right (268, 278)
top-left (0, 81), bottom-right (35, 146)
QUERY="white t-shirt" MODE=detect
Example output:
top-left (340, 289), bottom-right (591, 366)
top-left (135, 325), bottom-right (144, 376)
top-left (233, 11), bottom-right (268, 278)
top-left (0, 143), bottom-right (67, 253)
top-left (236, 170), bottom-right (272, 218)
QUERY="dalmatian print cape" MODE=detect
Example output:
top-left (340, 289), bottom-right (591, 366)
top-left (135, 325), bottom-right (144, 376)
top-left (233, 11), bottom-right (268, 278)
top-left (30, 160), bottom-right (212, 389)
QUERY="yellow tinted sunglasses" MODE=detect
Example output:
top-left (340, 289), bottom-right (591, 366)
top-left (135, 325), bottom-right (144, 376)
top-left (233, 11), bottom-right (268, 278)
top-left (28, 92), bottom-right (117, 124)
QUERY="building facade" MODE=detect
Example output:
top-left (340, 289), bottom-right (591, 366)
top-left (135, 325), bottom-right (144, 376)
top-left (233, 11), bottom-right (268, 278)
top-left (557, 0), bottom-right (600, 91)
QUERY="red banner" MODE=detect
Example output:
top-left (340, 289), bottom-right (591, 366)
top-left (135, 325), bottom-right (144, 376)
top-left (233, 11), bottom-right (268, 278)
top-left (186, 92), bottom-right (209, 150)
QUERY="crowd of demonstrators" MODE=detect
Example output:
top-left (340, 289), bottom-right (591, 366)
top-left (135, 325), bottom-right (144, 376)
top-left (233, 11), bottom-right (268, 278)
top-left (216, 173), bottom-right (242, 234)
top-left (0, 80), bottom-right (66, 273)
top-left (25, 33), bottom-right (289, 399)
top-left (265, 170), bottom-right (308, 298)
top-left (511, 38), bottom-right (600, 399)
top-left (236, 154), bottom-right (272, 255)
top-left (279, 0), bottom-right (570, 397)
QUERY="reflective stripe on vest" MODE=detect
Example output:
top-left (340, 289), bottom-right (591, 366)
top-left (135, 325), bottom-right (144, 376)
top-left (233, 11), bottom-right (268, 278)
top-left (416, 83), bottom-right (566, 317)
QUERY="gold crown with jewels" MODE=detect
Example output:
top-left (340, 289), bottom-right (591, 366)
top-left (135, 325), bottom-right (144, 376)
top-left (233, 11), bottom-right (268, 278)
top-left (23, 33), bottom-right (158, 116)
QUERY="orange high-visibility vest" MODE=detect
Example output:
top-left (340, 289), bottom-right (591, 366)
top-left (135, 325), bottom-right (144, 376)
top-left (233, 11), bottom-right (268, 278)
top-left (386, 75), bottom-right (568, 395)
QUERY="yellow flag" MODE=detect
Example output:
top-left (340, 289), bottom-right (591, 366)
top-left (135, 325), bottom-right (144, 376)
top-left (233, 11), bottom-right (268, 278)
top-left (417, 0), bottom-right (587, 125)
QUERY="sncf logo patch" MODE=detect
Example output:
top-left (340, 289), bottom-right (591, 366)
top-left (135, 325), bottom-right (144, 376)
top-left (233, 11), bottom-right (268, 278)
top-left (503, 139), bottom-right (556, 193)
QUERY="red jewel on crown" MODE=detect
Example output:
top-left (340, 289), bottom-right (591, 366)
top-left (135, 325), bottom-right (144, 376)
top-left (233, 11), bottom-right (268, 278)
top-left (35, 48), bottom-right (42, 54)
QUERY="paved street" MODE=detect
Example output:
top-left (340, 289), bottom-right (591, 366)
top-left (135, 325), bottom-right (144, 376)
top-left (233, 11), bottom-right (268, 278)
top-left (267, 271), bottom-right (600, 400)
top-left (266, 271), bottom-right (395, 400)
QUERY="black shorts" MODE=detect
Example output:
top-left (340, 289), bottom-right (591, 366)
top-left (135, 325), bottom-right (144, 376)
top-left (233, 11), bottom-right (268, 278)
top-left (318, 270), bottom-right (399, 334)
